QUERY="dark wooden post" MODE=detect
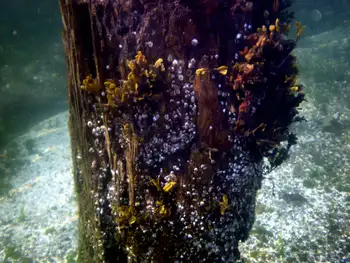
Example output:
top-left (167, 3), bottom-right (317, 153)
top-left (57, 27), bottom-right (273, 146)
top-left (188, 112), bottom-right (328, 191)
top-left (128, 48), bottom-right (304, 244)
top-left (59, 0), bottom-right (304, 262)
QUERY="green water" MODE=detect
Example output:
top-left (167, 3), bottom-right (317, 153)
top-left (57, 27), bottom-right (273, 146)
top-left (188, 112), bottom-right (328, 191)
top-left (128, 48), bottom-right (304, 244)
top-left (0, 1), bottom-right (349, 262)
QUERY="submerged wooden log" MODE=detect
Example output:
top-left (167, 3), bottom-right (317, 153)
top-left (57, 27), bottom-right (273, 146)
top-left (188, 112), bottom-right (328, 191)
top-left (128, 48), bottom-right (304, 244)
top-left (59, 0), bottom-right (304, 262)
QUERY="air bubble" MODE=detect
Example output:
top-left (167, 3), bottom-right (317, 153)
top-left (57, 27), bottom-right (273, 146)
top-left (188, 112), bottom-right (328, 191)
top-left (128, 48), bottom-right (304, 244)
top-left (146, 41), bottom-right (153, 48)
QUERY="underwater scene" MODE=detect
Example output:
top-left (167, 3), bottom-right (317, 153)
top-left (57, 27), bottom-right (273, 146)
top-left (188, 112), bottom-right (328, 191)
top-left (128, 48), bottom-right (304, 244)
top-left (0, 0), bottom-right (349, 262)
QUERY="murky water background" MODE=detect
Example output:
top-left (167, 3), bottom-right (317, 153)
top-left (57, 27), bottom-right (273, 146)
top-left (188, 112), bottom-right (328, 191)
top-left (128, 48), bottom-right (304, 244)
top-left (0, 1), bottom-right (349, 262)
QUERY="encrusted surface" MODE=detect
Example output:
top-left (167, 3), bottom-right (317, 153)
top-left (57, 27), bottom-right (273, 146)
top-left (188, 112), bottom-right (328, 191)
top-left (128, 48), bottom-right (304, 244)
top-left (60, 0), bottom-right (304, 262)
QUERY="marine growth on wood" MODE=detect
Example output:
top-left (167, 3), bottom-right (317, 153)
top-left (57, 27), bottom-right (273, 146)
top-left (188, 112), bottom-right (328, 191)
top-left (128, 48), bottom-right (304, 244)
top-left (60, 0), bottom-right (305, 262)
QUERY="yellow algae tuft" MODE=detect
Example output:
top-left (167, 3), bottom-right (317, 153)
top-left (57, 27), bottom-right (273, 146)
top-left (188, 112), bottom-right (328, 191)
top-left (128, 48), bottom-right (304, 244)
top-left (196, 68), bottom-right (209, 76)
top-left (163, 181), bottom-right (176, 192)
top-left (275, 18), bottom-right (280, 32)
top-left (128, 60), bottom-right (136, 71)
top-left (151, 178), bottom-right (162, 192)
top-left (154, 58), bottom-right (163, 68)
top-left (289, 86), bottom-right (300, 93)
top-left (296, 21), bottom-right (306, 41)
top-left (135, 51), bottom-right (147, 66)
top-left (215, 66), bottom-right (228, 75)
top-left (81, 75), bottom-right (100, 93)
top-left (97, 52), bottom-right (166, 106)
top-left (219, 194), bottom-right (228, 215)
top-left (129, 216), bottom-right (137, 225)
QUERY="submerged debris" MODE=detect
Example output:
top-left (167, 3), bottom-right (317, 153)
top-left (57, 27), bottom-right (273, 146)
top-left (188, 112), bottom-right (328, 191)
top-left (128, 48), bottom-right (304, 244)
top-left (61, 0), bottom-right (305, 262)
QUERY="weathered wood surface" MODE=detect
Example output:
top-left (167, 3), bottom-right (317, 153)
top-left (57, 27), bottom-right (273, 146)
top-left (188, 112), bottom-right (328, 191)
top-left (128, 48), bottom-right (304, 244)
top-left (59, 0), bottom-right (304, 262)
